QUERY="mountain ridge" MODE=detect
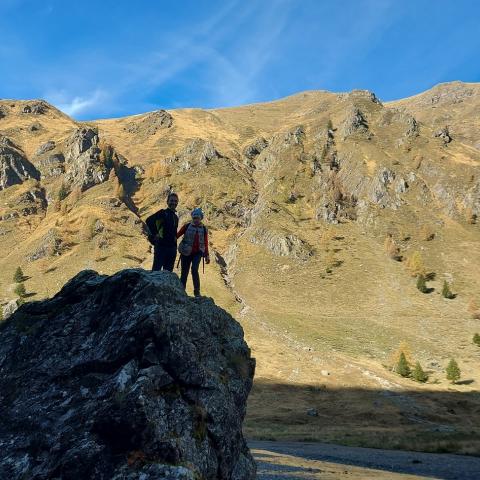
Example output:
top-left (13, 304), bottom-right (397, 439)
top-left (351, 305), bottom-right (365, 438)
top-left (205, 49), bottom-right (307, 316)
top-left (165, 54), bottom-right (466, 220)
top-left (1, 79), bottom-right (479, 454)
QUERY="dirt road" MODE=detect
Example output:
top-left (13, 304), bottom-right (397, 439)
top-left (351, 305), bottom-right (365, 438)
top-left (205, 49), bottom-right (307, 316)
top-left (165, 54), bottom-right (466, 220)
top-left (250, 440), bottom-right (480, 479)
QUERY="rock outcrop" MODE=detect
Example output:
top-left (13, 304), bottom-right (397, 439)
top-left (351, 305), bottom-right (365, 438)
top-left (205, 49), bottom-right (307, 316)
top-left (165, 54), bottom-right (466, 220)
top-left (342, 107), bottom-right (369, 138)
top-left (36, 152), bottom-right (65, 178)
top-left (0, 136), bottom-right (40, 190)
top-left (22, 101), bottom-right (49, 115)
top-left (434, 126), bottom-right (452, 144)
top-left (0, 269), bottom-right (256, 480)
top-left (64, 127), bottom-right (112, 191)
top-left (250, 227), bottom-right (313, 260)
top-left (35, 140), bottom-right (56, 156)
top-left (243, 137), bottom-right (268, 162)
top-left (26, 227), bottom-right (65, 261)
top-left (166, 138), bottom-right (223, 171)
top-left (124, 110), bottom-right (173, 135)
top-left (16, 186), bottom-right (48, 216)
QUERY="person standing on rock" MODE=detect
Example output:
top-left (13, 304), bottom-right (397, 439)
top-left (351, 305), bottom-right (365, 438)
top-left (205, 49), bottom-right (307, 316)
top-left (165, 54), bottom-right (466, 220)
top-left (146, 192), bottom-right (179, 271)
top-left (177, 208), bottom-right (210, 296)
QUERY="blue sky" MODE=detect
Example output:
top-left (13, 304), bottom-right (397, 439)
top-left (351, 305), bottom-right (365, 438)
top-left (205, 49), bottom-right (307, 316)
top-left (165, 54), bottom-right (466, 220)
top-left (0, 0), bottom-right (479, 119)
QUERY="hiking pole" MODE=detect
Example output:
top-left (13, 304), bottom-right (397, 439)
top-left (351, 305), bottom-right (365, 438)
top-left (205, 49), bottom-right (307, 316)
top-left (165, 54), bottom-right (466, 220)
top-left (203, 256), bottom-right (205, 274)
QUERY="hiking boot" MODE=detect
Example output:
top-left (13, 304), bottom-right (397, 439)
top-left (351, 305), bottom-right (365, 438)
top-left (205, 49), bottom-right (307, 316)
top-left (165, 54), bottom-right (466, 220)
top-left (194, 290), bottom-right (201, 297)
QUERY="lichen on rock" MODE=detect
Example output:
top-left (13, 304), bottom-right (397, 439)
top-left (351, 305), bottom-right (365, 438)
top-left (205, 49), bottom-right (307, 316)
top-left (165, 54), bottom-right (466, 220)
top-left (0, 269), bottom-right (256, 480)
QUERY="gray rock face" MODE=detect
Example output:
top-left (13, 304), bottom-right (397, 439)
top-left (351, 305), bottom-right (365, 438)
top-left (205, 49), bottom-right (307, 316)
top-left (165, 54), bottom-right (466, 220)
top-left (282, 125), bottom-right (305, 146)
top-left (36, 153), bottom-right (65, 178)
top-left (17, 187), bottom-right (48, 216)
top-left (28, 122), bottom-right (43, 132)
top-left (0, 136), bottom-right (40, 190)
top-left (167, 139), bottom-right (223, 171)
top-left (35, 140), bottom-right (56, 156)
top-left (434, 126), bottom-right (452, 144)
top-left (22, 101), bottom-right (49, 115)
top-left (250, 227), bottom-right (313, 260)
top-left (382, 109), bottom-right (419, 139)
top-left (2, 299), bottom-right (18, 320)
top-left (0, 269), bottom-right (256, 480)
top-left (243, 137), bottom-right (268, 161)
top-left (26, 228), bottom-right (65, 261)
top-left (347, 89), bottom-right (382, 105)
top-left (64, 128), bottom-right (111, 191)
top-left (419, 82), bottom-right (475, 106)
top-left (124, 110), bottom-right (173, 135)
top-left (342, 107), bottom-right (369, 138)
top-left (0, 105), bottom-right (8, 119)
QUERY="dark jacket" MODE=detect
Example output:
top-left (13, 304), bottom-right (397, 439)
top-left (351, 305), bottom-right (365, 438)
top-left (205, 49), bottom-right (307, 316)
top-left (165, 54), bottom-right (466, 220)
top-left (145, 208), bottom-right (179, 247)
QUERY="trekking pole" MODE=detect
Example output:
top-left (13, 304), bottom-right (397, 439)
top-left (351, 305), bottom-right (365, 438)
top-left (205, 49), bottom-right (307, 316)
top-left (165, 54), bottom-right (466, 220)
top-left (176, 255), bottom-right (181, 270)
top-left (203, 256), bottom-right (205, 274)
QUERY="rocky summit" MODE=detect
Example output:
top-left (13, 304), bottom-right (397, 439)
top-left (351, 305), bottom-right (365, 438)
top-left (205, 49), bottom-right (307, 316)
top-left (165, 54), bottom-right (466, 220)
top-left (0, 269), bottom-right (256, 480)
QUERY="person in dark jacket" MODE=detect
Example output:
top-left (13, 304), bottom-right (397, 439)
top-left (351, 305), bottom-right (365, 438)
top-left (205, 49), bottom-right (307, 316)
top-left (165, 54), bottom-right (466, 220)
top-left (177, 208), bottom-right (210, 297)
top-left (145, 192), bottom-right (179, 271)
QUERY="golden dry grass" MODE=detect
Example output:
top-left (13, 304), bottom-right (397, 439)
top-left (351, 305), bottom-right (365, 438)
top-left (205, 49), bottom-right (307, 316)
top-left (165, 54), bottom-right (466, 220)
top-left (1, 84), bottom-right (480, 454)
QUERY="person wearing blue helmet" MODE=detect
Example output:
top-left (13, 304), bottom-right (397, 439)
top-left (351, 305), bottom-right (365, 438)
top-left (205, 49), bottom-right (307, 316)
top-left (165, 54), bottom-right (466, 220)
top-left (177, 207), bottom-right (210, 297)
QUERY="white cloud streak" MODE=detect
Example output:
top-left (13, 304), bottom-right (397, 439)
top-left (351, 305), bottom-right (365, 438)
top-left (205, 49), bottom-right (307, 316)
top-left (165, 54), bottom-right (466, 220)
top-left (34, 0), bottom-right (296, 118)
top-left (45, 89), bottom-right (108, 117)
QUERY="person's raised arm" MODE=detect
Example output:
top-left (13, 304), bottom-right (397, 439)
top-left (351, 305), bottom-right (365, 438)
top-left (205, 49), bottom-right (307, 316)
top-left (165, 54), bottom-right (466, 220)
top-left (177, 223), bottom-right (188, 238)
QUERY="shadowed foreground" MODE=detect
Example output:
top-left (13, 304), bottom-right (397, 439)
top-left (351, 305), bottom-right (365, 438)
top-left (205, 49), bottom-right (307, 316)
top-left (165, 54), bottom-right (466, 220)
top-left (250, 440), bottom-right (480, 480)
top-left (245, 381), bottom-right (480, 455)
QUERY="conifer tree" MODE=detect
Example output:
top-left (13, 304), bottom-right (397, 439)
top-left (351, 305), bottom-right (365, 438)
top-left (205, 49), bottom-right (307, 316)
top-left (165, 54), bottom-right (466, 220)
top-left (396, 352), bottom-right (411, 377)
top-left (442, 280), bottom-right (455, 299)
top-left (390, 341), bottom-right (414, 369)
top-left (13, 266), bottom-right (24, 283)
top-left (446, 359), bottom-right (461, 384)
top-left (406, 251), bottom-right (426, 277)
top-left (473, 333), bottom-right (480, 347)
top-left (412, 362), bottom-right (428, 383)
top-left (416, 274), bottom-right (428, 293)
top-left (14, 282), bottom-right (26, 298)
top-left (58, 184), bottom-right (69, 201)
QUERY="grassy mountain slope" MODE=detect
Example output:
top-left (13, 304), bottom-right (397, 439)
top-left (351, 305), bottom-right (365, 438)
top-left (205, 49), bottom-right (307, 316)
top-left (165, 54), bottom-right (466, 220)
top-left (1, 83), bottom-right (479, 453)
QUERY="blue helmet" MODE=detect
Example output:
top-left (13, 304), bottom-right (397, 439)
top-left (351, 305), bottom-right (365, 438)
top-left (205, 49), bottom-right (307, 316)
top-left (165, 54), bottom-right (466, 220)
top-left (191, 207), bottom-right (204, 219)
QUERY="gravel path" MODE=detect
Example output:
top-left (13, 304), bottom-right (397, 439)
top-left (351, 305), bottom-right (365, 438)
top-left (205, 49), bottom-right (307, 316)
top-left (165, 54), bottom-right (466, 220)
top-left (249, 440), bottom-right (480, 480)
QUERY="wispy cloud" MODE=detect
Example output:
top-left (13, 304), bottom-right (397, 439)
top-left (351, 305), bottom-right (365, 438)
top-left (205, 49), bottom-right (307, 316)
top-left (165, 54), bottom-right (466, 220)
top-left (38, 1), bottom-right (247, 117)
top-left (110, 0), bottom-right (295, 109)
top-left (4, 0), bottom-right (477, 119)
top-left (45, 89), bottom-right (108, 117)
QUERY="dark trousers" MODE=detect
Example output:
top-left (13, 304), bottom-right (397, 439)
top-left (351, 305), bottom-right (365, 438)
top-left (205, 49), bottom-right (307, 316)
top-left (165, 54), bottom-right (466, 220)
top-left (180, 252), bottom-right (203, 294)
top-left (152, 245), bottom-right (177, 272)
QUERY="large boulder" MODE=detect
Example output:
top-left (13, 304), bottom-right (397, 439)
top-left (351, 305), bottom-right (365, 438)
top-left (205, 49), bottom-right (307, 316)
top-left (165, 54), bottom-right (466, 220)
top-left (0, 136), bottom-right (40, 190)
top-left (0, 269), bottom-right (256, 480)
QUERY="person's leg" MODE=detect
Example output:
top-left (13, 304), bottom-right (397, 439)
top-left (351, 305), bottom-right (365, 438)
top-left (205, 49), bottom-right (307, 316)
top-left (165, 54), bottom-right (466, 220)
top-left (180, 254), bottom-right (192, 289)
top-left (191, 253), bottom-right (202, 296)
top-left (152, 245), bottom-right (165, 271)
top-left (162, 246), bottom-right (177, 272)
